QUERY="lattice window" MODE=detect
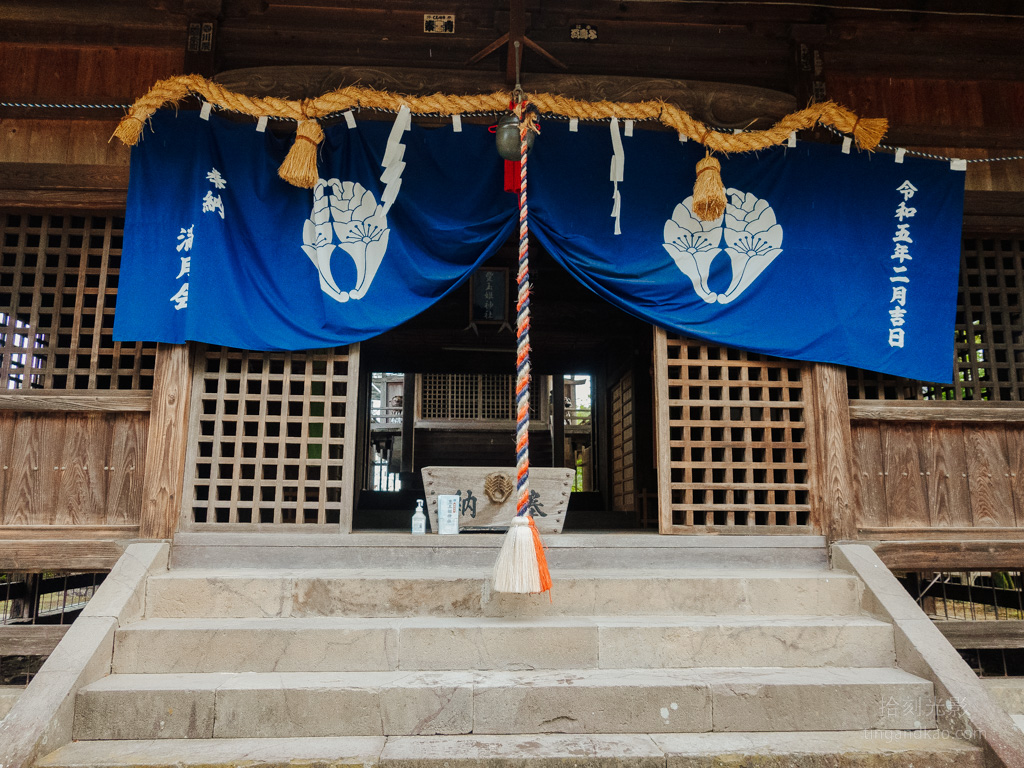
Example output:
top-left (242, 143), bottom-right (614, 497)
top-left (184, 346), bottom-right (352, 526)
top-left (0, 212), bottom-right (155, 390)
top-left (659, 334), bottom-right (811, 530)
top-left (611, 371), bottom-right (636, 512)
top-left (849, 235), bottom-right (1024, 401)
top-left (419, 374), bottom-right (531, 421)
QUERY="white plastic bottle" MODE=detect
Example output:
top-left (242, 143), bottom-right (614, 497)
top-left (412, 499), bottom-right (426, 535)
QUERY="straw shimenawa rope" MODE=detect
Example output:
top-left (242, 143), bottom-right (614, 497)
top-left (113, 74), bottom-right (887, 217)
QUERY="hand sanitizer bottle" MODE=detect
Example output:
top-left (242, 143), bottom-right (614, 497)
top-left (412, 499), bottom-right (426, 535)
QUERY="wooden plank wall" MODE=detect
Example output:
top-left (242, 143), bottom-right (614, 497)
top-left (0, 411), bottom-right (147, 528)
top-left (0, 43), bottom-right (181, 563)
top-left (825, 76), bottom-right (1024, 193)
top-left (0, 42), bottom-right (182, 170)
top-left (851, 416), bottom-right (1024, 539)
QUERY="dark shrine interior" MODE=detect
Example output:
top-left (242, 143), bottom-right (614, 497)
top-left (355, 234), bottom-right (657, 531)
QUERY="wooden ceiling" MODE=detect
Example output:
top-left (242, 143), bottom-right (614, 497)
top-left (3, 0), bottom-right (1024, 93)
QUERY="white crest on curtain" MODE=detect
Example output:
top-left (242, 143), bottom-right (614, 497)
top-left (301, 106), bottom-right (410, 303)
top-left (662, 188), bottom-right (783, 305)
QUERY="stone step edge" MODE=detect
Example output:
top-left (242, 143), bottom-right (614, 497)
top-left (37, 732), bottom-right (983, 768)
top-left (79, 666), bottom-right (931, 691)
top-left (119, 614), bottom-right (889, 629)
top-left (150, 567), bottom-right (848, 578)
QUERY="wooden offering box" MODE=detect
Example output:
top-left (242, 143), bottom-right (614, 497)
top-left (421, 466), bottom-right (574, 534)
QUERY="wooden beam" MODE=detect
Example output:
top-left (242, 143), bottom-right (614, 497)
top-left (0, 163), bottom-right (129, 210)
top-left (886, 125), bottom-right (1024, 151)
top-left (861, 528), bottom-right (1024, 541)
top-left (139, 344), bottom-right (193, 540)
top-left (0, 540), bottom-right (125, 570)
top-left (849, 401), bottom-right (1024, 423)
top-left (809, 363), bottom-right (856, 542)
top-left (0, 625), bottom-right (70, 656)
top-left (963, 191), bottom-right (1024, 233)
top-left (936, 621), bottom-right (1024, 650)
top-left (0, 392), bottom-right (151, 413)
top-left (213, 66), bottom-right (798, 129)
top-left (0, 525), bottom-right (139, 540)
top-left (872, 540), bottom-right (1024, 570)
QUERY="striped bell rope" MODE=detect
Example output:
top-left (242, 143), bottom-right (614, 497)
top-left (492, 100), bottom-right (551, 595)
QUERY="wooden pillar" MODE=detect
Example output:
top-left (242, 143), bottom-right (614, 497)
top-left (551, 373), bottom-right (565, 468)
top-left (653, 328), bottom-right (671, 534)
top-left (339, 343), bottom-right (361, 534)
top-left (399, 372), bottom-right (417, 479)
top-left (139, 343), bottom-right (193, 539)
top-left (807, 362), bottom-right (856, 542)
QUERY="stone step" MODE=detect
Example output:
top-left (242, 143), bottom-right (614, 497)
top-left (74, 667), bottom-right (935, 739)
top-left (37, 732), bottom-right (985, 768)
top-left (169, 533), bottom-right (830, 570)
top-left (112, 615), bottom-right (895, 673)
top-left (144, 568), bottom-right (863, 618)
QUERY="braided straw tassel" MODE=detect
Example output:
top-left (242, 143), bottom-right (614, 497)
top-left (278, 118), bottom-right (324, 188)
top-left (493, 103), bottom-right (551, 596)
top-left (692, 153), bottom-right (727, 222)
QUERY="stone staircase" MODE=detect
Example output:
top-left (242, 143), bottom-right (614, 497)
top-left (35, 534), bottom-right (983, 767)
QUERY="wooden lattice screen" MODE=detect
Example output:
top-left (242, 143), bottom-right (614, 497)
top-left (655, 329), bottom-right (812, 533)
top-left (610, 370), bottom-right (636, 513)
top-left (0, 212), bottom-right (155, 390)
top-left (849, 234), bottom-right (1024, 401)
top-left (182, 344), bottom-right (358, 529)
top-left (1, 211), bottom-right (154, 531)
top-left (419, 373), bottom-right (539, 421)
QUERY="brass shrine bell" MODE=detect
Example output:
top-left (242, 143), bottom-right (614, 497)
top-left (495, 111), bottom-right (536, 161)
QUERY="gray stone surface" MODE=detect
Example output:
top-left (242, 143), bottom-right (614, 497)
top-left (211, 671), bottom-right (479, 737)
top-left (472, 669), bottom-right (712, 734)
top-left (74, 673), bottom-right (229, 740)
top-left (0, 686), bottom-right (23, 720)
top-left (37, 738), bottom-right (385, 768)
top-left (706, 667), bottom-right (934, 732)
top-left (653, 731), bottom-right (984, 767)
top-left (34, 732), bottom-right (985, 768)
top-left (833, 544), bottom-right (1024, 766)
top-left (378, 672), bottom-right (475, 735)
top-left (380, 734), bottom-right (665, 768)
top-left (113, 613), bottom-right (897, 674)
top-left (144, 569), bottom-right (863, 619)
top-left (114, 618), bottom-right (401, 673)
top-left (395, 619), bottom-right (600, 671)
top-left (81, 543), bottom-right (169, 625)
top-left (984, 678), bottom-right (1024, 715)
top-left (597, 616), bottom-right (893, 669)
top-left (170, 532), bottom-right (829, 570)
top-left (0, 616), bottom-right (115, 768)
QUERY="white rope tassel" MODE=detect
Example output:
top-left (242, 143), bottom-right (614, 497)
top-left (492, 516), bottom-right (542, 594)
top-left (609, 117), bottom-right (624, 236)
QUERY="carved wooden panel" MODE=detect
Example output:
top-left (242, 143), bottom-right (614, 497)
top-left (182, 345), bottom-right (355, 527)
top-left (0, 211), bottom-right (155, 391)
top-left (849, 235), bottom-right (1024, 401)
top-left (656, 331), bottom-right (812, 532)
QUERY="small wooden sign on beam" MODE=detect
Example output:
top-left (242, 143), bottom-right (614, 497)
top-left (424, 14), bottom-right (455, 34)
